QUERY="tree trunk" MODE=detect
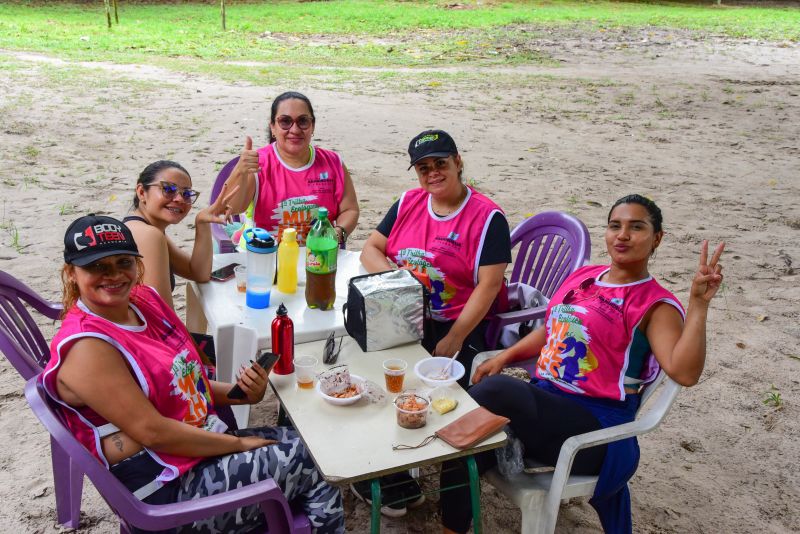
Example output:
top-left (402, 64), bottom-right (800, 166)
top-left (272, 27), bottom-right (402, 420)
top-left (103, 0), bottom-right (111, 29)
top-left (113, 0), bottom-right (119, 24)
top-left (221, 0), bottom-right (226, 31)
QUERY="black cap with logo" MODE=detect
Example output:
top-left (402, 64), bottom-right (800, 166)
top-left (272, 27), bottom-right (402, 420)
top-left (407, 129), bottom-right (459, 169)
top-left (64, 214), bottom-right (141, 267)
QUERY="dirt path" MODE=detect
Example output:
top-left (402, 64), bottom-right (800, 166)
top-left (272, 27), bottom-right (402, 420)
top-left (1, 26), bottom-right (798, 533)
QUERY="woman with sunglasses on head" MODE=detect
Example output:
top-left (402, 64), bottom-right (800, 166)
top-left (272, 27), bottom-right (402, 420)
top-left (439, 194), bottom-right (725, 534)
top-left (43, 215), bottom-right (344, 533)
top-left (125, 160), bottom-right (238, 309)
top-left (356, 130), bottom-right (510, 517)
top-left (222, 91), bottom-right (359, 246)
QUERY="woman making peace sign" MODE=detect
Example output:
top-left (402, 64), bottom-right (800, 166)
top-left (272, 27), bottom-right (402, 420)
top-left (441, 194), bottom-right (725, 534)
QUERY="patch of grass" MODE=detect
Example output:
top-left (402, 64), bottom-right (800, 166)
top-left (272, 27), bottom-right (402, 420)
top-left (0, 1), bottom-right (796, 72)
top-left (0, 220), bottom-right (25, 253)
top-left (763, 385), bottom-right (783, 408)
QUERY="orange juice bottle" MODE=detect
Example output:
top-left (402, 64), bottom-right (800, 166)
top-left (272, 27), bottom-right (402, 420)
top-left (277, 228), bottom-right (299, 293)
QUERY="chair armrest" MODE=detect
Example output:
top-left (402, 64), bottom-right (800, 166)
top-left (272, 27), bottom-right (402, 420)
top-left (493, 305), bottom-right (547, 325)
top-left (122, 477), bottom-right (293, 531)
top-left (544, 380), bottom-right (682, 522)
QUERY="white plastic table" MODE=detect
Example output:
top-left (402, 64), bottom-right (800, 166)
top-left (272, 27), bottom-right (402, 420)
top-left (268, 337), bottom-right (507, 533)
top-left (186, 249), bottom-right (366, 425)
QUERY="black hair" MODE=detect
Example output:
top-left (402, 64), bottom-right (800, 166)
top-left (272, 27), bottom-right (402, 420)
top-left (608, 194), bottom-right (663, 233)
top-left (269, 91), bottom-right (316, 143)
top-left (133, 160), bottom-right (191, 209)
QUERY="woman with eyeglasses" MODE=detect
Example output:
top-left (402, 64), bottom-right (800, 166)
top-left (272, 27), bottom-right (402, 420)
top-left (222, 91), bottom-right (359, 246)
top-left (43, 215), bottom-right (344, 533)
top-left (439, 195), bottom-right (725, 534)
top-left (124, 160), bottom-right (238, 309)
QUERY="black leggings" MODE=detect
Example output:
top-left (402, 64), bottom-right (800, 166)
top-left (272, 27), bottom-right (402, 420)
top-left (440, 375), bottom-right (607, 533)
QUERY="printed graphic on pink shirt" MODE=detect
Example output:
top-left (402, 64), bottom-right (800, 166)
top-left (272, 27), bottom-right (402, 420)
top-left (170, 351), bottom-right (213, 428)
top-left (394, 247), bottom-right (456, 321)
top-left (271, 195), bottom-right (319, 244)
top-left (537, 304), bottom-right (599, 393)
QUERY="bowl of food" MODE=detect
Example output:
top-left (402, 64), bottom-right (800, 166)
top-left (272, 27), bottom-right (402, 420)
top-left (428, 386), bottom-right (458, 415)
top-left (395, 393), bottom-right (429, 429)
top-left (316, 368), bottom-right (365, 406)
top-left (413, 357), bottom-right (465, 388)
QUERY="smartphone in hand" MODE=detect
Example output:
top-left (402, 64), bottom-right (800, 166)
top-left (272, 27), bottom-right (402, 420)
top-left (210, 263), bottom-right (240, 282)
top-left (227, 351), bottom-right (279, 400)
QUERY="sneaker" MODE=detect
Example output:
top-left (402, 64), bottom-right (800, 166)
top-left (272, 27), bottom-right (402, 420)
top-left (386, 472), bottom-right (426, 509)
top-left (350, 479), bottom-right (407, 518)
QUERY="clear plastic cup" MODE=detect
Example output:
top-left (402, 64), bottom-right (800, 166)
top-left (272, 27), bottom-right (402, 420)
top-left (294, 356), bottom-right (317, 389)
top-left (382, 358), bottom-right (407, 393)
top-left (234, 265), bottom-right (247, 293)
top-left (395, 393), bottom-right (428, 429)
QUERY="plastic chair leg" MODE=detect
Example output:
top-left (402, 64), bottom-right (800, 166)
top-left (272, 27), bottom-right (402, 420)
top-left (52, 436), bottom-right (82, 528)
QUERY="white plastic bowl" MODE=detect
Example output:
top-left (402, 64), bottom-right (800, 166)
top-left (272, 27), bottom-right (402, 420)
top-left (414, 357), bottom-right (465, 388)
top-left (316, 374), bottom-right (365, 406)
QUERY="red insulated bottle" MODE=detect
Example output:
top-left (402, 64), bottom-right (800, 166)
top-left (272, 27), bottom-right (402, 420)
top-left (271, 303), bottom-right (294, 375)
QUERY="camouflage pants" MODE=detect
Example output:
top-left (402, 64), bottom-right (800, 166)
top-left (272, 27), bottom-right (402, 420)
top-left (174, 426), bottom-right (344, 534)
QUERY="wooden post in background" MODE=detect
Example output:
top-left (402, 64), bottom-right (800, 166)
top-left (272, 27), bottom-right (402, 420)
top-left (103, 0), bottom-right (112, 28)
top-left (221, 0), bottom-right (227, 30)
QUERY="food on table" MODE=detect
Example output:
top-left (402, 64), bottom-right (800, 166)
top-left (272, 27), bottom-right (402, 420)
top-left (331, 384), bottom-right (360, 398)
top-left (395, 393), bottom-right (429, 429)
top-left (431, 397), bottom-right (457, 415)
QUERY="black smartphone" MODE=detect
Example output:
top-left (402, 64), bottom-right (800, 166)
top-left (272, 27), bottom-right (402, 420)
top-left (227, 351), bottom-right (280, 400)
top-left (210, 263), bottom-right (240, 282)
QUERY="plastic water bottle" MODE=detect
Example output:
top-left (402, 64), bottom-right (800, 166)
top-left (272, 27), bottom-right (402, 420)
top-left (277, 228), bottom-right (299, 294)
top-left (243, 228), bottom-right (276, 309)
top-left (305, 208), bottom-right (338, 310)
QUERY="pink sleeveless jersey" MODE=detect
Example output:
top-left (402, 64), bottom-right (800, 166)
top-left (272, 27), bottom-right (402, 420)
top-left (255, 143), bottom-right (345, 245)
top-left (42, 285), bottom-right (225, 496)
top-left (535, 265), bottom-right (685, 401)
top-left (385, 187), bottom-right (504, 321)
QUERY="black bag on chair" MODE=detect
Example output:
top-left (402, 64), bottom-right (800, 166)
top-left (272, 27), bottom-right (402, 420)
top-left (343, 270), bottom-right (429, 352)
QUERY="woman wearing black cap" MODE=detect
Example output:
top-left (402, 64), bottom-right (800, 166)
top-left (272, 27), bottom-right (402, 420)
top-left (43, 215), bottom-right (344, 533)
top-left (356, 130), bottom-right (511, 515)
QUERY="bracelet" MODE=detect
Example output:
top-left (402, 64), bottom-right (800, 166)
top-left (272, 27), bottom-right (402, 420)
top-left (335, 225), bottom-right (347, 246)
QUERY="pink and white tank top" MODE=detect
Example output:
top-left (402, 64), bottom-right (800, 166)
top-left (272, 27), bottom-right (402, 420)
top-left (535, 265), bottom-right (685, 401)
top-left (385, 187), bottom-right (504, 321)
top-left (43, 285), bottom-right (225, 498)
top-left (255, 143), bottom-right (345, 245)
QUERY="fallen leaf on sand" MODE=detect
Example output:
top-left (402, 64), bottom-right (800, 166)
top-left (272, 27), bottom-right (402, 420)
top-left (757, 315), bottom-right (768, 322)
top-left (735, 342), bottom-right (746, 349)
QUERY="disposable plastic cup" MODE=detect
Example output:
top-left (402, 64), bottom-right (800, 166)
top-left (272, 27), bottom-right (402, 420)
top-left (294, 356), bottom-right (318, 389)
top-left (234, 265), bottom-right (247, 293)
top-left (382, 358), bottom-right (407, 393)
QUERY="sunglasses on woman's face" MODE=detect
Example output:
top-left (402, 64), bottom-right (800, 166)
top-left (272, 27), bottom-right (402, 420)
top-left (145, 181), bottom-right (200, 205)
top-left (562, 277), bottom-right (598, 304)
top-left (275, 115), bottom-right (313, 131)
top-left (414, 157), bottom-right (451, 175)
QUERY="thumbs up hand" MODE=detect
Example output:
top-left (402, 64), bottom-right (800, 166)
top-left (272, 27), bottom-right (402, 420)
top-left (235, 135), bottom-right (260, 176)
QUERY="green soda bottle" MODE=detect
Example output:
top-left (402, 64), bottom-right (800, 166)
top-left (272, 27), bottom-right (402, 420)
top-left (305, 207), bottom-right (338, 310)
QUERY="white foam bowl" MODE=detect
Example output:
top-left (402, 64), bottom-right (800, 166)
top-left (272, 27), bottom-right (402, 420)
top-left (316, 374), bottom-right (365, 405)
top-left (414, 357), bottom-right (465, 388)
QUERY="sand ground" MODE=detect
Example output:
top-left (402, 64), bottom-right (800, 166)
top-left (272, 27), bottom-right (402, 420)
top-left (1, 25), bottom-right (798, 533)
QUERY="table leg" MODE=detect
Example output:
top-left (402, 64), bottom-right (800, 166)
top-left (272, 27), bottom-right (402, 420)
top-left (467, 455), bottom-right (481, 534)
top-left (185, 283), bottom-right (208, 334)
top-left (370, 479), bottom-right (381, 534)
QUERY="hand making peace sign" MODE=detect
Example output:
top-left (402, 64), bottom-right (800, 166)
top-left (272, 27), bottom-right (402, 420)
top-left (690, 240), bottom-right (725, 303)
top-left (195, 182), bottom-right (240, 226)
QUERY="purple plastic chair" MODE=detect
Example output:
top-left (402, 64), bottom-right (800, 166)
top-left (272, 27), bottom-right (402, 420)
top-left (485, 211), bottom-right (591, 350)
top-left (210, 156), bottom-right (242, 254)
top-left (0, 271), bottom-right (84, 528)
top-left (25, 376), bottom-right (311, 533)
top-left (0, 270), bottom-right (62, 379)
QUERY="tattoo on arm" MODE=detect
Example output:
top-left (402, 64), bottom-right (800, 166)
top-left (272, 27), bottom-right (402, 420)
top-left (111, 433), bottom-right (124, 452)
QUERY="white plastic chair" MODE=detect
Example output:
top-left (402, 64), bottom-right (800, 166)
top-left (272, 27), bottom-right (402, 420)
top-left (485, 372), bottom-right (682, 534)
